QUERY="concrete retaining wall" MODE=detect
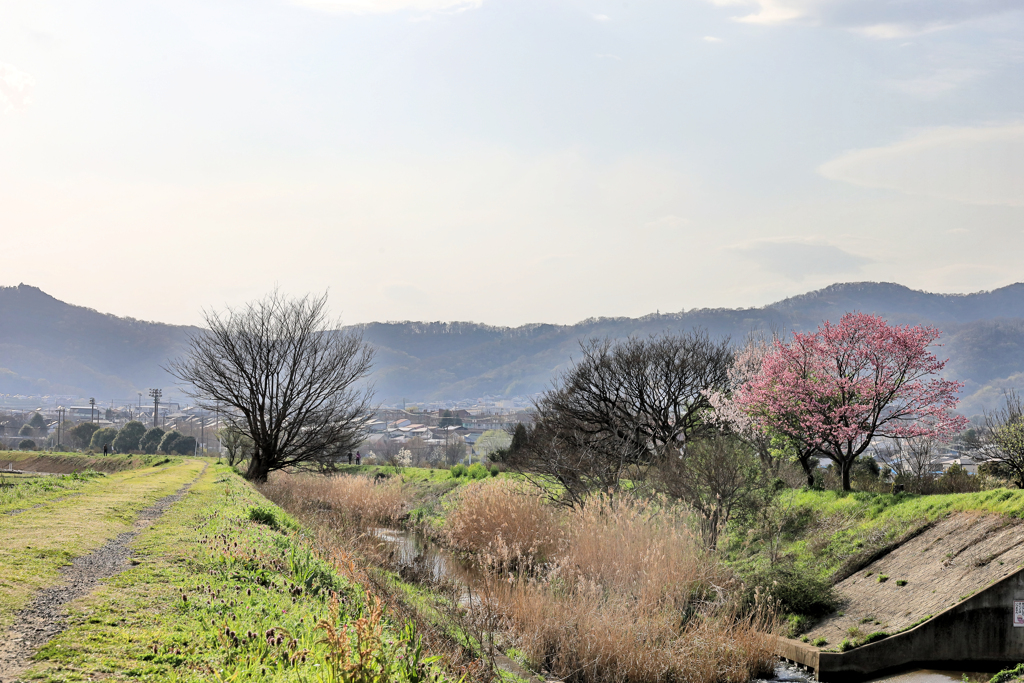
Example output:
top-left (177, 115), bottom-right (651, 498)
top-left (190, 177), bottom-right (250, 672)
top-left (777, 568), bottom-right (1024, 681)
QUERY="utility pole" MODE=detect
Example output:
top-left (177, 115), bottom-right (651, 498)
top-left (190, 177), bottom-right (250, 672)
top-left (149, 389), bottom-right (162, 428)
top-left (56, 406), bottom-right (65, 451)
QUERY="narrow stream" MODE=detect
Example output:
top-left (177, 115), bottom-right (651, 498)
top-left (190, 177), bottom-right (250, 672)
top-left (373, 527), bottom-right (1000, 683)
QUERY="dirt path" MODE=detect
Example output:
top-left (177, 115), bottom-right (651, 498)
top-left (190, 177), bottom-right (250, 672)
top-left (0, 464), bottom-right (206, 683)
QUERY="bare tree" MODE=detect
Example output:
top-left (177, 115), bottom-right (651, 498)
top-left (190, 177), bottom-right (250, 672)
top-left (518, 331), bottom-right (732, 504)
top-left (657, 434), bottom-right (763, 549)
top-left (218, 425), bottom-right (254, 468)
top-left (168, 291), bottom-right (374, 482)
top-left (984, 390), bottom-right (1024, 489)
top-left (875, 437), bottom-right (941, 492)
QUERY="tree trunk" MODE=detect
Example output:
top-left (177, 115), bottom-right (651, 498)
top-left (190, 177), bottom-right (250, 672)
top-left (245, 456), bottom-right (271, 483)
top-left (841, 459), bottom-right (853, 491)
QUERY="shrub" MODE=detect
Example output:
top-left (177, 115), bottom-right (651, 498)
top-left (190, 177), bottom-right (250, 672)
top-left (18, 438), bottom-right (36, 450)
top-left (839, 639), bottom-right (854, 652)
top-left (877, 574), bottom-right (889, 583)
top-left (248, 506), bottom-right (280, 528)
top-left (861, 631), bottom-right (889, 645)
top-left (139, 427), bottom-right (164, 454)
top-left (467, 462), bottom-right (488, 480)
top-left (89, 427), bottom-right (118, 452)
top-left (896, 579), bottom-right (908, 587)
top-left (489, 464), bottom-right (500, 477)
top-left (747, 565), bottom-right (838, 616)
top-left (112, 420), bottom-right (147, 453)
top-left (158, 430), bottom-right (182, 454)
top-left (450, 464), bottom-right (467, 478)
top-left (812, 637), bottom-right (828, 647)
top-left (174, 435), bottom-right (197, 455)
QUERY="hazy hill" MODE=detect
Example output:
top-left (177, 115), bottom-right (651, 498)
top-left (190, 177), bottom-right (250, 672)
top-left (1, 281), bottom-right (1022, 416)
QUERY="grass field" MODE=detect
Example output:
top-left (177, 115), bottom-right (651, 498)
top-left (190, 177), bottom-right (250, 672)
top-left (5, 461), bottom-right (455, 682)
top-left (0, 459), bottom-right (202, 632)
top-left (723, 487), bottom-right (1024, 582)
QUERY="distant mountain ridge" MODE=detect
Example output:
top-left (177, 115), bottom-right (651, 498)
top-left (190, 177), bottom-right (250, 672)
top-left (1, 281), bottom-right (1022, 416)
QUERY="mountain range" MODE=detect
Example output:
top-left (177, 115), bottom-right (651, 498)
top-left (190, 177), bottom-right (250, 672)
top-left (2, 282), bottom-right (1023, 416)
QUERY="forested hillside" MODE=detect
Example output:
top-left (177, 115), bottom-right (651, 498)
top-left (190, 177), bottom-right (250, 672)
top-left (1, 282), bottom-right (1022, 415)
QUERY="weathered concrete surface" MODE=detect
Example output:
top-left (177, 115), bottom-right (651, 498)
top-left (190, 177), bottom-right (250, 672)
top-left (809, 513), bottom-right (1024, 646)
top-left (776, 512), bottom-right (1024, 681)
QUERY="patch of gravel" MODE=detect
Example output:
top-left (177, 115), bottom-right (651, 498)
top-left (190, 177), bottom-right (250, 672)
top-left (0, 464), bottom-right (206, 683)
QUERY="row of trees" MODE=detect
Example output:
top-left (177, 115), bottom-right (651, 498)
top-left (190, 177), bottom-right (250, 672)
top-left (505, 313), bottom-right (969, 545)
top-left (61, 420), bottom-right (197, 455)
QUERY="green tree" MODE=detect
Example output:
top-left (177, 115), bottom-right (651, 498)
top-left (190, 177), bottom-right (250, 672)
top-left (439, 410), bottom-right (463, 428)
top-left (475, 430), bottom-right (511, 461)
top-left (140, 427), bottom-right (165, 454)
top-left (510, 422), bottom-right (528, 454)
top-left (113, 421), bottom-right (147, 453)
top-left (69, 422), bottom-right (100, 450)
top-left (90, 427), bottom-right (118, 452)
top-left (18, 424), bottom-right (33, 437)
top-left (18, 439), bottom-right (36, 450)
top-left (159, 430), bottom-right (183, 454)
top-left (174, 435), bottom-right (197, 455)
top-left (29, 412), bottom-right (48, 435)
top-left (218, 426), bottom-right (253, 466)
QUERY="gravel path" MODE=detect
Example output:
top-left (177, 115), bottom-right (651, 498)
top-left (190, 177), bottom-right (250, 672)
top-left (0, 464), bottom-right (206, 683)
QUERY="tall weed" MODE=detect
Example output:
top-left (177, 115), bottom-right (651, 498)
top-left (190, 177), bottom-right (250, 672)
top-left (447, 488), bottom-right (777, 683)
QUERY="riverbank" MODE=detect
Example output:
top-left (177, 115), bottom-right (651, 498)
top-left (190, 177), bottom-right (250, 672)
top-left (1, 461), bottom-right (460, 682)
top-left (260, 469), bottom-right (778, 683)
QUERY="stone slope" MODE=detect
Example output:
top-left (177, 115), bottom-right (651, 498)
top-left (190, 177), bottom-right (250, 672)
top-left (809, 512), bottom-right (1024, 646)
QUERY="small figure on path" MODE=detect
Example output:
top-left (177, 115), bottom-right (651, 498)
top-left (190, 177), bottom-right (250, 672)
top-left (103, 444), bottom-right (108, 456)
top-left (347, 451), bottom-right (353, 465)
top-left (355, 451), bottom-right (361, 466)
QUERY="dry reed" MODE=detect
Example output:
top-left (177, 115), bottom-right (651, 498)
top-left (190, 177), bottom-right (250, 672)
top-left (447, 485), bottom-right (777, 683)
top-left (259, 472), bottom-right (409, 534)
top-left (443, 478), bottom-right (562, 566)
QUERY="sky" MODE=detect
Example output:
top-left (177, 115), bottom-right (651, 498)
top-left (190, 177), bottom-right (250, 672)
top-left (1, 0), bottom-right (1022, 327)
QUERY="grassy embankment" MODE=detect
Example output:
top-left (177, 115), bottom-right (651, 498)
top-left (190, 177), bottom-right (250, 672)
top-left (0, 458), bottom-right (201, 632)
top-left (0, 449), bottom-right (174, 474)
top-left (4, 461), bottom-right (459, 682)
top-left (263, 466), bottom-right (778, 683)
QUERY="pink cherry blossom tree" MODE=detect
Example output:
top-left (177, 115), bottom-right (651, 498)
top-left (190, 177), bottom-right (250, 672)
top-left (734, 312), bottom-right (968, 491)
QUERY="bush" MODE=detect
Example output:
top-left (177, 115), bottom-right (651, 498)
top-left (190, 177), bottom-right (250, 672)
top-left (139, 427), bottom-right (164, 454)
top-left (89, 427), bottom-right (119, 452)
top-left (467, 462), bottom-right (488, 480)
top-left (18, 438), bottom-right (36, 450)
top-left (18, 424), bottom-right (33, 437)
top-left (747, 565), bottom-right (838, 616)
top-left (158, 430), bottom-right (182, 454)
top-left (248, 506), bottom-right (280, 529)
top-left (174, 435), bottom-right (197, 455)
top-left (450, 464), bottom-right (467, 478)
top-left (112, 420), bottom-right (147, 453)
top-left (489, 464), bottom-right (500, 477)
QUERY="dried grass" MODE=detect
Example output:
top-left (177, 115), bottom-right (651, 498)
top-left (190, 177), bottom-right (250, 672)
top-left (443, 478), bottom-right (561, 566)
top-left (445, 483), bottom-right (778, 683)
top-left (259, 472), bottom-right (408, 534)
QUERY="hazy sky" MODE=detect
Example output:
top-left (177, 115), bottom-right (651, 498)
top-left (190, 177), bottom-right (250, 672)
top-left (1, 0), bottom-right (1022, 327)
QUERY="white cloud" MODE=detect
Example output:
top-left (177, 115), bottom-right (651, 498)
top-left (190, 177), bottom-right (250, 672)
top-left (290, 0), bottom-right (482, 15)
top-left (707, 0), bottom-right (1021, 36)
top-left (593, 14), bottom-right (611, 22)
top-left (703, 35), bottom-right (723, 42)
top-left (0, 63), bottom-right (34, 113)
top-left (885, 68), bottom-right (982, 97)
top-left (730, 238), bottom-right (872, 280)
top-left (818, 124), bottom-right (1024, 207)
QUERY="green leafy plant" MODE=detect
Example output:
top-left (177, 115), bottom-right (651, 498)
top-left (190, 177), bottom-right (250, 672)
top-left (877, 574), bottom-right (889, 583)
top-left (812, 637), bottom-right (827, 647)
top-left (896, 579), bottom-right (908, 587)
